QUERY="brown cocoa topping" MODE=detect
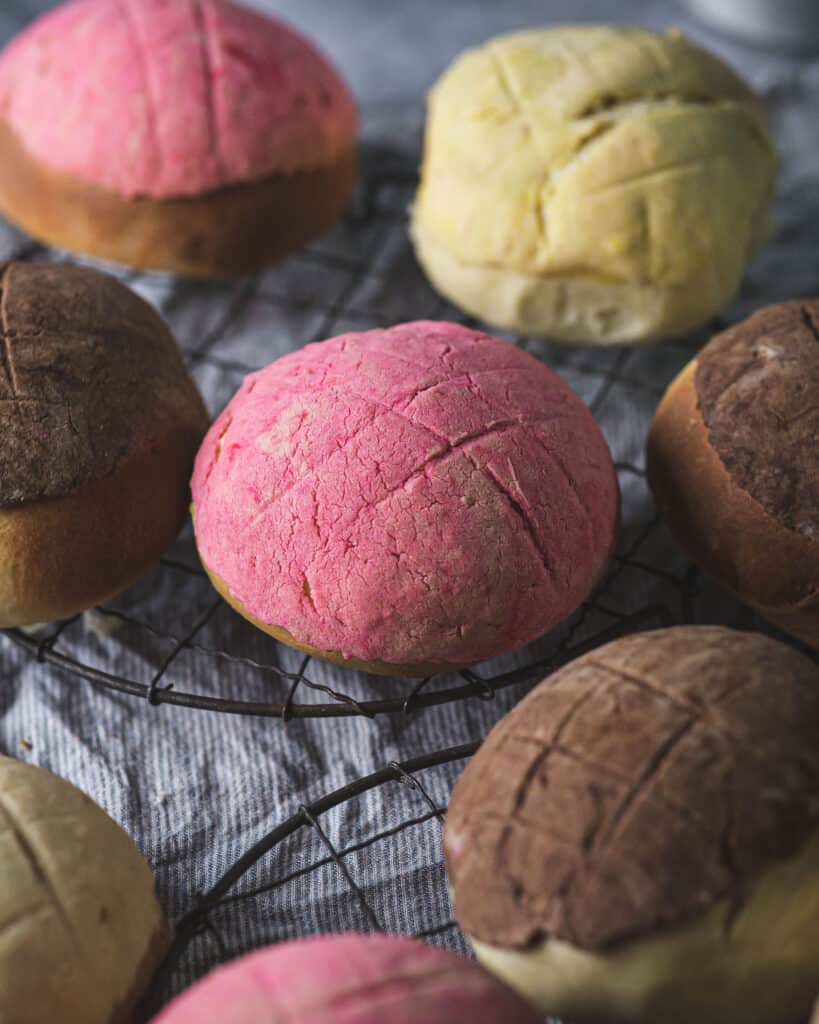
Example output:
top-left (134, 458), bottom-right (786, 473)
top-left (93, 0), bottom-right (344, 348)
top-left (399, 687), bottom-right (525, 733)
top-left (0, 262), bottom-right (206, 506)
top-left (444, 626), bottom-right (819, 951)
top-left (694, 300), bottom-right (819, 541)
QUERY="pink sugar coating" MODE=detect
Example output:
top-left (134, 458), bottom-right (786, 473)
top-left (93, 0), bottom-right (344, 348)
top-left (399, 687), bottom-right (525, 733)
top-left (150, 934), bottom-right (542, 1024)
top-left (0, 0), bottom-right (357, 198)
top-left (191, 321), bottom-right (619, 668)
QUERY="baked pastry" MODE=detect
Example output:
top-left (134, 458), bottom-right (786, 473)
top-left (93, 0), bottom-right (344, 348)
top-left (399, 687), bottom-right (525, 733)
top-left (0, 0), bottom-right (357, 276)
top-left (444, 626), bottom-right (819, 1024)
top-left (150, 933), bottom-right (542, 1023)
top-left (647, 300), bottom-right (819, 647)
top-left (411, 26), bottom-right (775, 345)
top-left (0, 755), bottom-right (169, 1024)
top-left (0, 262), bottom-right (209, 627)
top-left (191, 321), bottom-right (618, 675)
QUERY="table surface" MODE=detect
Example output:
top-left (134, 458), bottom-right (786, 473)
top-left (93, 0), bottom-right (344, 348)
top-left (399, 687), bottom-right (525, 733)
top-left (0, 1), bottom-right (817, 1019)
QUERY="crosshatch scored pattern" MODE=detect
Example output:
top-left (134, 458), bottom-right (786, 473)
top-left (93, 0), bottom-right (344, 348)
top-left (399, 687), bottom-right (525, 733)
top-left (0, 81), bottom-right (817, 1017)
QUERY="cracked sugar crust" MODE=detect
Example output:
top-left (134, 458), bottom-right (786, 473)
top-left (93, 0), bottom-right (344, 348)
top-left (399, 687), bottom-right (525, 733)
top-left (151, 934), bottom-right (543, 1023)
top-left (695, 300), bottom-right (819, 542)
top-left (416, 26), bottom-right (773, 291)
top-left (0, 262), bottom-right (208, 507)
top-left (0, 0), bottom-right (357, 199)
top-left (444, 626), bottom-right (819, 952)
top-left (191, 321), bottom-right (619, 667)
top-left (0, 755), bottom-right (165, 1023)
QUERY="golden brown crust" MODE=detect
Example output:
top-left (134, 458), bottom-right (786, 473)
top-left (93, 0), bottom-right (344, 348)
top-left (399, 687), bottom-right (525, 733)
top-left (202, 555), bottom-right (465, 678)
top-left (0, 430), bottom-right (203, 627)
top-left (646, 362), bottom-right (819, 647)
top-left (0, 118), bottom-right (356, 276)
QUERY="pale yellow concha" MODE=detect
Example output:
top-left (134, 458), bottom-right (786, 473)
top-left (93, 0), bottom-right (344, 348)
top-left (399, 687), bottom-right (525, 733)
top-left (0, 756), bottom-right (169, 1024)
top-left (411, 26), bottom-right (776, 345)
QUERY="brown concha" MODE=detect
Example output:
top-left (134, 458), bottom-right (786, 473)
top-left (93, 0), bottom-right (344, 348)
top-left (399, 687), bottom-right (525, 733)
top-left (0, 262), bottom-right (209, 625)
top-left (0, 261), bottom-right (207, 507)
top-left (444, 625), bottom-right (819, 952)
top-left (647, 300), bottom-right (819, 647)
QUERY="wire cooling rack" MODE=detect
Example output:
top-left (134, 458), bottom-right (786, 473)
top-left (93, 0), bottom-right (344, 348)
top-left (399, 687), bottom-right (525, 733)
top-left (139, 605), bottom-right (682, 1014)
top-left (1, 137), bottom-right (715, 721)
top-left (141, 741), bottom-right (479, 1010)
top-left (2, 86), bottom-right (818, 1017)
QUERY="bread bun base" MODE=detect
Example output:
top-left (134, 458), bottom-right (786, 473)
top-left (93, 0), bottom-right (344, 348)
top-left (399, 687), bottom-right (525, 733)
top-left (647, 362), bottom-right (819, 647)
top-left (200, 554), bottom-right (468, 679)
top-left (470, 830), bottom-right (819, 1024)
top-left (0, 432), bottom-right (198, 627)
top-left (0, 117), bottom-right (356, 276)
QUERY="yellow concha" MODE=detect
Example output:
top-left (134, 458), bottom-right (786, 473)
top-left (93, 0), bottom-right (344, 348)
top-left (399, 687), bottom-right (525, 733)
top-left (412, 25), bottom-right (776, 345)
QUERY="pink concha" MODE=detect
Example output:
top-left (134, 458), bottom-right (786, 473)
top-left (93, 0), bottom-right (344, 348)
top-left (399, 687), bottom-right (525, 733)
top-left (0, 0), bottom-right (357, 198)
top-left (150, 934), bottom-right (542, 1024)
top-left (191, 321), bottom-right (619, 669)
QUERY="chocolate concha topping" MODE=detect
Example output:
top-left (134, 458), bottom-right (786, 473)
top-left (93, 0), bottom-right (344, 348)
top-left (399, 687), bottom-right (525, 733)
top-left (694, 300), bottom-right (819, 542)
top-left (0, 261), bottom-right (206, 507)
top-left (444, 626), bottom-right (819, 952)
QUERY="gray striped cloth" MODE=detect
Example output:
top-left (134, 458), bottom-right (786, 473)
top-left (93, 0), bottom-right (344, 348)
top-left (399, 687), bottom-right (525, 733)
top-left (0, 2), bottom-right (818, 1015)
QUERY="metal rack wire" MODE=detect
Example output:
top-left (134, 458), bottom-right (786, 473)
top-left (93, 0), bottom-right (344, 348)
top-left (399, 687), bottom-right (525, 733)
top-left (2, 111), bottom-right (815, 1018)
top-left (1, 143), bottom-right (712, 721)
top-left (0, 6), bottom-right (814, 1012)
top-left (144, 742), bottom-right (477, 1002)
top-left (3, 516), bottom-right (691, 720)
top-left (139, 605), bottom-right (684, 1013)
